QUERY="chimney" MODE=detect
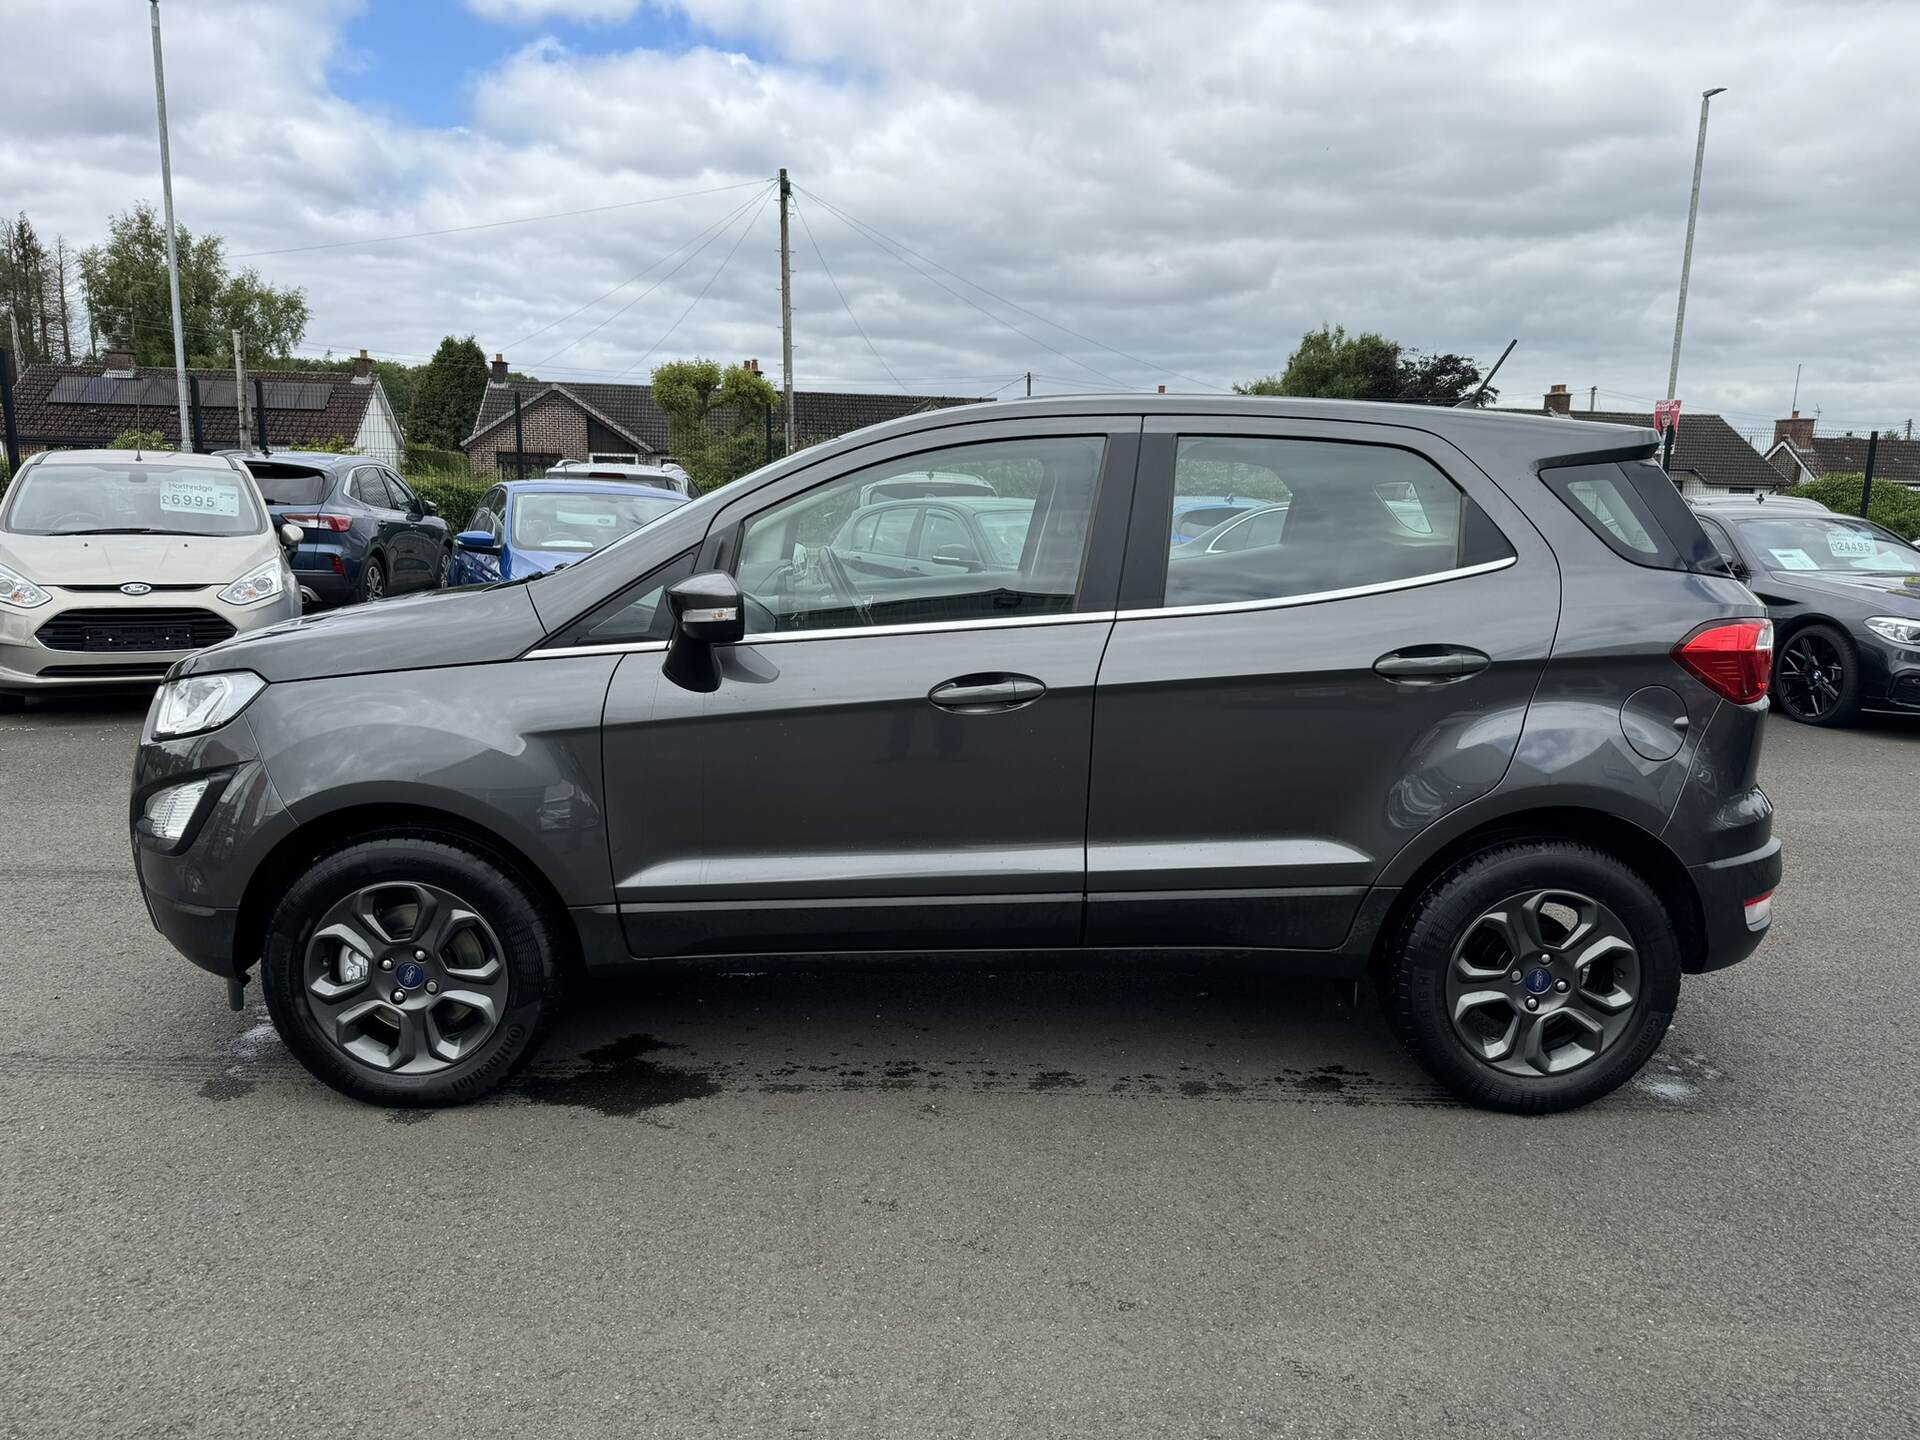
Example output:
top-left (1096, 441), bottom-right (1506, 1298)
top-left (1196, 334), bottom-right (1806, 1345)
top-left (104, 346), bottom-right (135, 376)
top-left (1772, 409), bottom-right (1815, 450)
top-left (350, 347), bottom-right (373, 384)
top-left (1544, 383), bottom-right (1572, 415)
top-left (1157, 384), bottom-right (1167, 394)
top-left (490, 353), bottom-right (509, 386)
top-left (743, 358), bottom-right (761, 375)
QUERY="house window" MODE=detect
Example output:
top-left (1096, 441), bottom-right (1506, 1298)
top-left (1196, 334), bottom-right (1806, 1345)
top-left (495, 451), bottom-right (561, 476)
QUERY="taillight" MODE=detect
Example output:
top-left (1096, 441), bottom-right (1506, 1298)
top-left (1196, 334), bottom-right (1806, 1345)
top-left (281, 512), bottom-right (352, 532)
top-left (1672, 618), bottom-right (1773, 704)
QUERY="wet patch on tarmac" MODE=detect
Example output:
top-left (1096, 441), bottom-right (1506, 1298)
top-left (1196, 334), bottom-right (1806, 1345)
top-left (513, 1032), bottom-right (724, 1118)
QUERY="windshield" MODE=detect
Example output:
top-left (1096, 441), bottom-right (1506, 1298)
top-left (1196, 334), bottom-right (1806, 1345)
top-left (3, 461), bottom-right (265, 537)
top-left (510, 490), bottom-right (683, 552)
top-left (1734, 517), bottom-right (1920, 575)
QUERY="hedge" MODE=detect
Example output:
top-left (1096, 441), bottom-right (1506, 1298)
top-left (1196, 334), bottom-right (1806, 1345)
top-left (1786, 473), bottom-right (1920, 540)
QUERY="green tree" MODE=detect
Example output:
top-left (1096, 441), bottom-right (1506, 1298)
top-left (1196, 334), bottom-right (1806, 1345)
top-left (1, 213), bottom-right (53, 362)
top-left (1788, 474), bottom-right (1920, 541)
top-left (109, 428), bottom-right (171, 451)
top-left (77, 203), bottom-right (307, 367)
top-left (408, 336), bottom-right (489, 451)
top-left (1238, 326), bottom-right (1492, 405)
top-left (651, 358), bottom-right (780, 492)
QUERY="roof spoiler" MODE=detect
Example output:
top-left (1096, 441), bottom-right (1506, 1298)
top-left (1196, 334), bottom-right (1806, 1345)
top-left (1530, 431), bottom-right (1661, 472)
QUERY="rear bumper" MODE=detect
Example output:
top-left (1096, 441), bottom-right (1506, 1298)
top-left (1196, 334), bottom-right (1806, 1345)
top-left (1688, 836), bottom-right (1783, 972)
top-left (290, 544), bottom-right (359, 604)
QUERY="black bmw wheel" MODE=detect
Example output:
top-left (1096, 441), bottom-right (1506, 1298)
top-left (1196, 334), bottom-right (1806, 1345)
top-left (1382, 841), bottom-right (1681, 1113)
top-left (1774, 623), bottom-right (1859, 726)
top-left (262, 835), bottom-right (563, 1106)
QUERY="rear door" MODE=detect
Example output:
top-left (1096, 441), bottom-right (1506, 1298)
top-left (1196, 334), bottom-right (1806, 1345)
top-left (1085, 416), bottom-right (1560, 950)
top-left (347, 466), bottom-right (408, 587)
top-left (594, 416), bottom-right (1139, 957)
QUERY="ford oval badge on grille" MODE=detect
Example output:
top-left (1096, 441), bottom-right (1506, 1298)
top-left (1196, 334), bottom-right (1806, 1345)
top-left (119, 582), bottom-right (152, 596)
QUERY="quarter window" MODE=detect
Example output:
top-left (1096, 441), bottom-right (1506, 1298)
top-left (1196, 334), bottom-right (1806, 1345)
top-left (734, 436), bottom-right (1104, 633)
top-left (1161, 436), bottom-right (1508, 608)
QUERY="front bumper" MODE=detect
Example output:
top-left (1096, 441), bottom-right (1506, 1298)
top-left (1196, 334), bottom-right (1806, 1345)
top-left (1, 587), bottom-right (299, 693)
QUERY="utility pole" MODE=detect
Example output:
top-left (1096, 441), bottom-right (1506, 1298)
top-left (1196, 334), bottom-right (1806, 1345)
top-left (1025, 371), bottom-right (1032, 398)
top-left (778, 169), bottom-right (795, 455)
top-left (1589, 385), bottom-right (1597, 412)
top-left (1860, 431), bottom-right (1879, 521)
top-left (6, 313), bottom-right (22, 376)
top-left (232, 329), bottom-right (250, 451)
top-left (148, 0), bottom-right (192, 446)
top-left (1790, 363), bottom-right (1801, 414)
top-left (1665, 87), bottom-right (1726, 404)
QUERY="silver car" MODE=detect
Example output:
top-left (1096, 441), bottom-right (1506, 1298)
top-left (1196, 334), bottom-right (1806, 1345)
top-left (0, 449), bottom-right (301, 706)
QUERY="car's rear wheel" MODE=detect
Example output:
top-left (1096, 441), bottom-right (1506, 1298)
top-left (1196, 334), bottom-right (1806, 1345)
top-left (1380, 841), bottom-right (1681, 1113)
top-left (260, 835), bottom-right (563, 1106)
top-left (1773, 622), bottom-right (1860, 726)
top-left (358, 555), bottom-right (386, 603)
top-left (435, 546), bottom-right (452, 588)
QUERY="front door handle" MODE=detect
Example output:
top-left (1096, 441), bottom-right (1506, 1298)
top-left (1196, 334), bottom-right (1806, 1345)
top-left (1373, 645), bottom-right (1491, 685)
top-left (928, 673), bottom-right (1047, 714)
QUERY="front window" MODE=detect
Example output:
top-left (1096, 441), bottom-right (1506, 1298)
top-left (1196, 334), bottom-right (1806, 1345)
top-left (2, 461), bottom-right (264, 537)
top-left (510, 490), bottom-right (684, 552)
top-left (735, 436), bottom-right (1103, 633)
top-left (1734, 517), bottom-right (1920, 575)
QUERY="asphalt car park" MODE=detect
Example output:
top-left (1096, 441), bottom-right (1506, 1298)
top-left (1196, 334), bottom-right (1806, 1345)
top-left (2, 695), bottom-right (1915, 1438)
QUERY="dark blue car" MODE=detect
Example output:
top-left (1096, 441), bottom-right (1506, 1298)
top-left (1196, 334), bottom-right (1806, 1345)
top-left (234, 451), bottom-right (450, 605)
top-left (449, 478), bottom-right (688, 586)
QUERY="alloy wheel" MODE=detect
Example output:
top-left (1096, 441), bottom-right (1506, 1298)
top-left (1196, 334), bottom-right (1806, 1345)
top-left (302, 881), bottom-right (509, 1074)
top-left (1776, 631), bottom-right (1844, 720)
top-left (363, 564), bottom-right (385, 601)
top-left (1444, 888), bottom-right (1642, 1078)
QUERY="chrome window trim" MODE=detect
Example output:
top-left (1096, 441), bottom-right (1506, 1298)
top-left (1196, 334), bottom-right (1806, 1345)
top-left (524, 557), bottom-right (1516, 657)
top-left (1116, 556), bottom-right (1516, 622)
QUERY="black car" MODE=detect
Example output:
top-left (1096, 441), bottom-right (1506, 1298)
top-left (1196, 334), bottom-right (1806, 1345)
top-left (229, 452), bottom-right (450, 605)
top-left (1691, 500), bottom-right (1920, 724)
top-left (136, 398), bottom-right (1779, 1114)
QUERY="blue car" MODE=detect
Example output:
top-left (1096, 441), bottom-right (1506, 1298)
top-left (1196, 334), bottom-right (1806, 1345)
top-left (232, 451), bottom-right (451, 606)
top-left (449, 479), bottom-right (688, 586)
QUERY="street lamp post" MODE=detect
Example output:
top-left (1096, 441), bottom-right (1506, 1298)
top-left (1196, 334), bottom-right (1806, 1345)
top-left (1665, 87), bottom-right (1726, 404)
top-left (148, 0), bottom-right (192, 446)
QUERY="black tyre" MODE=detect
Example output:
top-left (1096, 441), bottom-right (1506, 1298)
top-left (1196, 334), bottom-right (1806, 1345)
top-left (0, 691), bottom-right (24, 713)
top-left (358, 554), bottom-right (387, 604)
top-left (1773, 622), bottom-right (1860, 726)
top-left (1380, 841), bottom-right (1682, 1114)
top-left (261, 834), bottom-right (563, 1106)
top-left (435, 546), bottom-right (452, 588)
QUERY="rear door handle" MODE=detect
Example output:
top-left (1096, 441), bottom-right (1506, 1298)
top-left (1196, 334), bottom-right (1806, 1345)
top-left (1373, 646), bottom-right (1491, 685)
top-left (928, 673), bottom-right (1047, 714)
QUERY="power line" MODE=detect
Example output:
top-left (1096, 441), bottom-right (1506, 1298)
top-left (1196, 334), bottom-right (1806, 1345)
top-left (502, 182), bottom-right (776, 354)
top-left (230, 178), bottom-right (772, 259)
top-left (796, 190), bottom-right (1133, 392)
top-left (791, 193), bottom-right (908, 395)
top-left (618, 185), bottom-right (777, 380)
top-left (527, 183), bottom-right (775, 370)
top-left (801, 183), bottom-right (1228, 393)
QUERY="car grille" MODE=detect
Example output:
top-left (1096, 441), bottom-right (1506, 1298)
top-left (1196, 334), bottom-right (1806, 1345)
top-left (38, 662), bottom-right (174, 679)
top-left (34, 607), bottom-right (235, 653)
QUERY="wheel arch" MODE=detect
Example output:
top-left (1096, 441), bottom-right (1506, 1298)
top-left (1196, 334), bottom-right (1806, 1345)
top-left (1366, 806), bottom-right (1706, 975)
top-left (233, 802), bottom-right (581, 982)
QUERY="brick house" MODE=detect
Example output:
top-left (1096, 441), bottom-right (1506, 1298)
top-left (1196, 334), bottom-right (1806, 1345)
top-left (1764, 411), bottom-right (1920, 489)
top-left (461, 355), bottom-right (987, 477)
top-left (7, 349), bottom-right (403, 460)
top-left (1500, 384), bottom-right (1786, 496)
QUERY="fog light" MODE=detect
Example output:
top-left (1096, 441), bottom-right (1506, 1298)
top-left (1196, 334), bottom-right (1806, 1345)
top-left (143, 779), bottom-right (211, 843)
top-left (1744, 890), bottom-right (1774, 932)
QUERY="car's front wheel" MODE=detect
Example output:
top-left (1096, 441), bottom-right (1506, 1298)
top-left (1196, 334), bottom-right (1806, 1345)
top-left (1380, 841), bottom-right (1681, 1113)
top-left (1773, 622), bottom-right (1861, 726)
top-left (260, 835), bottom-right (563, 1106)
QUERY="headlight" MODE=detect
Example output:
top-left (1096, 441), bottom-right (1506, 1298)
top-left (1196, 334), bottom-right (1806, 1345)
top-left (1864, 616), bottom-right (1920, 648)
top-left (0, 559), bottom-right (50, 609)
top-left (142, 778), bottom-right (212, 843)
top-left (152, 671), bottom-right (266, 738)
top-left (219, 561), bottom-right (284, 606)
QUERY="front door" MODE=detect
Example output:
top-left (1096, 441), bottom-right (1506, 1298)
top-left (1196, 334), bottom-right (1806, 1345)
top-left (1085, 418), bottom-right (1560, 951)
top-left (599, 420), bottom-right (1139, 957)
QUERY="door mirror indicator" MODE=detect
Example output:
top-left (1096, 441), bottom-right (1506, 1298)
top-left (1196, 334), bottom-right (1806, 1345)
top-left (278, 522), bottom-right (304, 549)
top-left (456, 529), bottom-right (500, 554)
top-left (664, 571), bottom-right (745, 692)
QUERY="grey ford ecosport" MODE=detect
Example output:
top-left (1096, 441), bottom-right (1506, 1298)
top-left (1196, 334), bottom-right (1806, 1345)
top-left (131, 397), bottom-right (1781, 1112)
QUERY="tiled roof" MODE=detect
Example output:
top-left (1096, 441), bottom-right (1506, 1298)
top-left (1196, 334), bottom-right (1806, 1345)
top-left (465, 379), bottom-right (986, 451)
top-left (1805, 434), bottom-right (1920, 487)
top-left (8, 362), bottom-right (384, 451)
top-left (1495, 406), bottom-right (1784, 490)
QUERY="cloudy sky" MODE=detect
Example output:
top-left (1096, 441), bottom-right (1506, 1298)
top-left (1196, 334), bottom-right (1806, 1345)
top-left (4, 0), bottom-right (1916, 441)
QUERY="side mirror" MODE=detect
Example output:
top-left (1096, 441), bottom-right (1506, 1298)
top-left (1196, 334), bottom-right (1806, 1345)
top-left (663, 571), bottom-right (744, 692)
top-left (278, 522), bottom-right (304, 549)
top-left (420, 497), bottom-right (439, 516)
top-left (456, 529), bottom-right (500, 554)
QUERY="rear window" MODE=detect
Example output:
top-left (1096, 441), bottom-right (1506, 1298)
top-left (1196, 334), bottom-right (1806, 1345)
top-left (1539, 460), bottom-right (1724, 573)
top-left (243, 463), bottom-right (330, 507)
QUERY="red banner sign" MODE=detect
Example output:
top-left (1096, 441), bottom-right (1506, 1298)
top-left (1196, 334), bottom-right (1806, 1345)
top-left (1653, 398), bottom-right (1682, 432)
